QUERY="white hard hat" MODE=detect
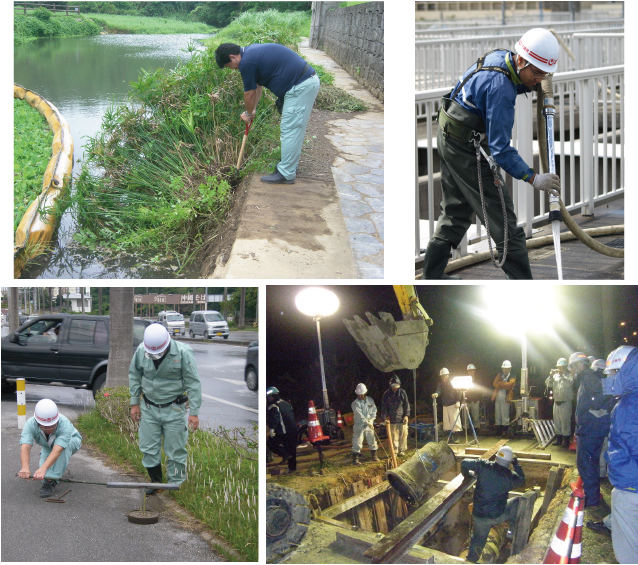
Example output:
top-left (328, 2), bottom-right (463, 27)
top-left (34, 399), bottom-right (59, 426)
top-left (495, 445), bottom-right (514, 467)
top-left (501, 360), bottom-right (512, 369)
top-left (591, 359), bottom-right (606, 372)
top-left (588, 356), bottom-right (596, 364)
top-left (355, 383), bottom-right (367, 395)
top-left (467, 364), bottom-right (476, 371)
top-left (515, 28), bottom-right (559, 73)
top-left (440, 367), bottom-right (450, 376)
top-left (556, 358), bottom-right (568, 367)
top-left (143, 323), bottom-right (170, 355)
top-left (605, 346), bottom-right (636, 374)
top-left (568, 351), bottom-right (589, 369)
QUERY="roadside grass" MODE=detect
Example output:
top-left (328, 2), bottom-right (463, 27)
top-left (75, 386), bottom-right (257, 562)
top-left (83, 13), bottom-right (217, 35)
top-left (14, 98), bottom-right (53, 231)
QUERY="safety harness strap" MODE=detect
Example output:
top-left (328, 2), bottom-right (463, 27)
top-left (451, 49), bottom-right (518, 101)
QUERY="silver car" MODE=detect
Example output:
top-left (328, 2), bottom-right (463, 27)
top-left (157, 311), bottom-right (186, 336)
top-left (189, 310), bottom-right (229, 340)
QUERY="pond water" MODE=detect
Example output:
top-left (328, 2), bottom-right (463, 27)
top-left (14, 33), bottom-right (212, 278)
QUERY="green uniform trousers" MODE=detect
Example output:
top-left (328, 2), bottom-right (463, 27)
top-left (428, 99), bottom-right (533, 279)
top-left (139, 400), bottom-right (189, 484)
top-left (40, 437), bottom-right (81, 480)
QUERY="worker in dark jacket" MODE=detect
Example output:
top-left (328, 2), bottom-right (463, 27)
top-left (433, 367), bottom-right (461, 444)
top-left (461, 446), bottom-right (526, 563)
top-left (422, 28), bottom-right (560, 280)
top-left (570, 351), bottom-right (616, 508)
top-left (266, 387), bottom-right (297, 472)
top-left (380, 374), bottom-right (410, 456)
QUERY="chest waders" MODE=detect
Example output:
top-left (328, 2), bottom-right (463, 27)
top-left (437, 49), bottom-right (518, 269)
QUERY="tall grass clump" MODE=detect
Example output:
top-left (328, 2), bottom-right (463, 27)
top-left (14, 98), bottom-right (53, 231)
top-left (76, 386), bottom-right (258, 562)
top-left (83, 13), bottom-right (217, 35)
top-left (14, 12), bottom-right (101, 45)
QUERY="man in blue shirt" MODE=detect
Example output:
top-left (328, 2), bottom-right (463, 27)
top-left (215, 43), bottom-right (320, 184)
top-left (18, 399), bottom-right (82, 498)
top-left (422, 28), bottom-right (561, 280)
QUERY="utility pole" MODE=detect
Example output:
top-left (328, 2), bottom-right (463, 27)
top-left (239, 288), bottom-right (246, 329)
top-left (80, 287), bottom-right (85, 314)
top-left (8, 288), bottom-right (19, 333)
top-left (105, 288), bottom-right (134, 388)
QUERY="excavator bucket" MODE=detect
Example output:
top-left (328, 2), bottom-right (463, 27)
top-left (342, 311), bottom-right (430, 372)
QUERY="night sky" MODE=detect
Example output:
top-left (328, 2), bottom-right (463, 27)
top-left (266, 285), bottom-right (638, 420)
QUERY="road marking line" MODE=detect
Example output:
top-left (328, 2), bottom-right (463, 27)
top-left (213, 378), bottom-right (245, 385)
top-left (201, 393), bottom-right (258, 413)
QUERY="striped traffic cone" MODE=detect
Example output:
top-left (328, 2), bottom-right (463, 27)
top-left (570, 475), bottom-right (583, 492)
top-left (307, 400), bottom-right (329, 443)
top-left (569, 434), bottom-right (577, 451)
top-left (543, 487), bottom-right (585, 564)
top-left (337, 410), bottom-right (345, 428)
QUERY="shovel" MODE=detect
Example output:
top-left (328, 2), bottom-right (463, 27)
top-left (236, 119), bottom-right (252, 170)
top-left (45, 488), bottom-right (71, 503)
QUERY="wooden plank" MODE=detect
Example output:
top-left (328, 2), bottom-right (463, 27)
top-left (322, 480), bottom-right (391, 519)
top-left (314, 514), bottom-right (360, 531)
top-left (369, 476), bottom-right (389, 534)
top-left (365, 439), bottom-right (508, 563)
top-left (511, 490), bottom-right (539, 555)
top-left (464, 447), bottom-right (551, 460)
top-left (352, 481), bottom-right (374, 532)
top-left (539, 465), bottom-right (565, 517)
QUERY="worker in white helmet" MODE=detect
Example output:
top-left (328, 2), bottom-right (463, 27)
top-left (422, 28), bottom-right (560, 280)
top-left (492, 361), bottom-right (516, 436)
top-left (433, 368), bottom-right (462, 444)
top-left (351, 383), bottom-right (378, 465)
top-left (129, 323), bottom-right (202, 494)
top-left (461, 446), bottom-right (525, 562)
top-left (18, 399), bottom-right (82, 498)
top-left (545, 358), bottom-right (574, 448)
top-left (466, 364), bottom-right (481, 432)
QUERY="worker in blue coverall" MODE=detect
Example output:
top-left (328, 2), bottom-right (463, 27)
top-left (215, 42), bottom-right (320, 185)
top-left (569, 351), bottom-right (616, 509)
top-left (129, 324), bottom-right (201, 494)
top-left (461, 446), bottom-right (525, 563)
top-left (422, 28), bottom-right (561, 280)
top-left (19, 398), bottom-right (82, 498)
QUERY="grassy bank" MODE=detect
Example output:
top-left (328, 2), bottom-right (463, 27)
top-left (75, 387), bottom-right (257, 561)
top-left (14, 9), bottom-right (101, 44)
top-left (14, 98), bottom-right (53, 232)
top-left (83, 12), bottom-right (216, 35)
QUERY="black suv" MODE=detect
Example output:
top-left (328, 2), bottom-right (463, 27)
top-left (2, 315), bottom-right (150, 398)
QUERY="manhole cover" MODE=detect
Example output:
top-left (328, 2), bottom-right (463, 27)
top-left (605, 238), bottom-right (624, 249)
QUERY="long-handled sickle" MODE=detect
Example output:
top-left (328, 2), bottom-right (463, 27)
top-left (236, 120), bottom-right (252, 170)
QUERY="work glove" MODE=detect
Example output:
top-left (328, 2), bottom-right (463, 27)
top-left (269, 429), bottom-right (276, 438)
top-left (432, 393), bottom-right (438, 399)
top-left (368, 424), bottom-right (374, 430)
top-left (553, 374), bottom-right (561, 382)
top-left (403, 417), bottom-right (408, 424)
top-left (532, 173), bottom-right (561, 197)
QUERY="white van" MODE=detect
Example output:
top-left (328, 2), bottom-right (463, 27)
top-left (189, 310), bottom-right (229, 340)
top-left (157, 311), bottom-right (186, 336)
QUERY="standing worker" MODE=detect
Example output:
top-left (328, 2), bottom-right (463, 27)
top-left (461, 446), bottom-right (526, 563)
top-left (266, 387), bottom-right (297, 473)
top-left (380, 374), bottom-right (410, 456)
top-left (351, 383), bottom-right (379, 465)
top-left (18, 399), bottom-right (82, 498)
top-left (433, 368), bottom-right (462, 444)
top-left (422, 28), bottom-right (561, 279)
top-left (545, 358), bottom-right (574, 447)
top-left (569, 351), bottom-right (616, 509)
top-left (492, 361), bottom-right (516, 436)
top-left (215, 42), bottom-right (320, 185)
top-left (466, 364), bottom-right (482, 432)
top-left (129, 324), bottom-right (201, 494)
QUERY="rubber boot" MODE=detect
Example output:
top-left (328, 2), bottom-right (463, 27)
top-left (563, 435), bottom-right (571, 448)
top-left (422, 240), bottom-right (462, 280)
top-left (370, 450), bottom-right (379, 461)
top-left (352, 452), bottom-right (362, 466)
top-left (501, 249), bottom-right (533, 280)
top-left (553, 435), bottom-right (563, 446)
top-left (145, 464), bottom-right (164, 496)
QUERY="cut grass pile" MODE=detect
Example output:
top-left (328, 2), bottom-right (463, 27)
top-left (14, 98), bottom-right (53, 232)
top-left (76, 386), bottom-right (257, 562)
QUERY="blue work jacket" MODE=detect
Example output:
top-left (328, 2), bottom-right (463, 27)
top-left (575, 368), bottom-right (615, 437)
top-left (451, 50), bottom-right (534, 182)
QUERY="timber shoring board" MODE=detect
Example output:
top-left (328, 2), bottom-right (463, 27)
top-left (464, 447), bottom-right (551, 460)
top-left (368, 476), bottom-right (390, 534)
top-left (352, 480), bottom-right (375, 532)
top-left (365, 439), bottom-right (508, 563)
top-left (323, 480), bottom-right (391, 519)
top-left (511, 489), bottom-right (539, 555)
top-left (539, 465), bottom-right (565, 519)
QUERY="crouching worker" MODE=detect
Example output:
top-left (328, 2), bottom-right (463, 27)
top-left (129, 324), bottom-right (201, 495)
top-left (351, 383), bottom-right (379, 465)
top-left (461, 446), bottom-right (525, 563)
top-left (18, 399), bottom-right (82, 498)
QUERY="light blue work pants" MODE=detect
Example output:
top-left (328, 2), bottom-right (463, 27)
top-left (552, 400), bottom-right (572, 436)
top-left (352, 423), bottom-right (377, 453)
top-left (41, 437), bottom-right (81, 480)
top-left (278, 74), bottom-right (321, 180)
top-left (611, 488), bottom-right (638, 564)
top-left (139, 401), bottom-right (189, 484)
top-left (494, 397), bottom-right (510, 426)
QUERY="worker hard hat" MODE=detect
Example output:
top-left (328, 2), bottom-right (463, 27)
top-left (389, 374), bottom-right (401, 386)
top-left (34, 399), bottom-right (59, 426)
top-left (355, 383), bottom-right (367, 395)
top-left (515, 28), bottom-right (559, 74)
top-left (591, 359), bottom-right (606, 372)
top-left (266, 386), bottom-right (280, 396)
top-left (495, 445), bottom-right (514, 467)
top-left (568, 352), bottom-right (589, 369)
top-left (588, 356), bottom-right (596, 364)
top-left (466, 364), bottom-right (476, 371)
top-left (556, 358), bottom-right (568, 367)
top-left (501, 360), bottom-right (512, 369)
top-left (440, 368), bottom-right (450, 376)
top-left (605, 346), bottom-right (636, 374)
top-left (143, 323), bottom-right (170, 355)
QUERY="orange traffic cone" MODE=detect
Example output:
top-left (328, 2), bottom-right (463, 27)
top-left (570, 476), bottom-right (583, 493)
top-left (307, 400), bottom-right (329, 443)
top-left (569, 434), bottom-right (577, 451)
top-left (337, 410), bottom-right (345, 428)
top-left (543, 487), bottom-right (585, 564)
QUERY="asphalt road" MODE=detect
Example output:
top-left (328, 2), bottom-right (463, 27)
top-left (0, 401), bottom-right (222, 562)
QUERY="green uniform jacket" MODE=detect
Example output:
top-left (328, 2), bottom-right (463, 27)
top-left (20, 414), bottom-right (81, 449)
top-left (129, 339), bottom-right (202, 416)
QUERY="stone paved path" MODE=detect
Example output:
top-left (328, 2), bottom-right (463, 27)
top-left (300, 41), bottom-right (385, 279)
